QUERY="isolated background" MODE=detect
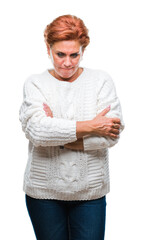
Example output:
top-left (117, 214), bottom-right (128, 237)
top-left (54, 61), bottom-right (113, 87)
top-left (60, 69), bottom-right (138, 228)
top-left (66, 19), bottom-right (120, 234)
top-left (0, 0), bottom-right (143, 239)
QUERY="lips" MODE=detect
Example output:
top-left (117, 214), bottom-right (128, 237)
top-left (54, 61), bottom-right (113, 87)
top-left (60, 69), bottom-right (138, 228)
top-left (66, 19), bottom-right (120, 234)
top-left (61, 68), bottom-right (73, 70)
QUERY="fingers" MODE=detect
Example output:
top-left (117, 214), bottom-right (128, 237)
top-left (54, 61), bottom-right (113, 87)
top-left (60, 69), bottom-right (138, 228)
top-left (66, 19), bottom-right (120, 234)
top-left (43, 103), bottom-right (53, 117)
top-left (109, 133), bottom-right (119, 139)
top-left (98, 107), bottom-right (121, 126)
top-left (112, 118), bottom-right (121, 124)
top-left (110, 128), bottom-right (119, 135)
top-left (98, 106), bottom-right (111, 116)
top-left (112, 123), bottom-right (120, 129)
top-left (43, 103), bottom-right (49, 110)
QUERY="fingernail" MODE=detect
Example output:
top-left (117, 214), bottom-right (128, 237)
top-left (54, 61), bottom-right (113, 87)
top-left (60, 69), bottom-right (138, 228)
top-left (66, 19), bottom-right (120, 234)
top-left (108, 105), bottom-right (111, 109)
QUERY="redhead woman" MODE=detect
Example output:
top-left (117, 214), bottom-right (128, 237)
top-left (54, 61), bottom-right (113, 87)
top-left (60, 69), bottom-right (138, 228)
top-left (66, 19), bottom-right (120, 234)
top-left (19, 15), bottom-right (124, 240)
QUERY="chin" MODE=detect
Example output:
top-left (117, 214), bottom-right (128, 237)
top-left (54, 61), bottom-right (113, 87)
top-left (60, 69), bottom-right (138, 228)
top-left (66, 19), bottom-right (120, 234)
top-left (59, 67), bottom-right (77, 78)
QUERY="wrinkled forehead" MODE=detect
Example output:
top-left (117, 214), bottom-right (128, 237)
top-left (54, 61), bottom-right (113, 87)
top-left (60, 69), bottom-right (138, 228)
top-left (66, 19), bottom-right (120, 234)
top-left (51, 40), bottom-right (82, 54)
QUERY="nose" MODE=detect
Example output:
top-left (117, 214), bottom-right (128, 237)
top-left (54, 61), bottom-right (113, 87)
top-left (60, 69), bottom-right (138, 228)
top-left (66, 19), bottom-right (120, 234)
top-left (64, 56), bottom-right (72, 67)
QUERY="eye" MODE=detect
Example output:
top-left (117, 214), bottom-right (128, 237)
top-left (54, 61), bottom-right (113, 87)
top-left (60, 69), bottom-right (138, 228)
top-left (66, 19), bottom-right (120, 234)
top-left (57, 52), bottom-right (65, 58)
top-left (70, 53), bottom-right (79, 58)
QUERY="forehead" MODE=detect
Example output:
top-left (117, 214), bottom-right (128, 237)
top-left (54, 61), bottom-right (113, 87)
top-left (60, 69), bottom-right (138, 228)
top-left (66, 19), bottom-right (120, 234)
top-left (52, 40), bottom-right (81, 53)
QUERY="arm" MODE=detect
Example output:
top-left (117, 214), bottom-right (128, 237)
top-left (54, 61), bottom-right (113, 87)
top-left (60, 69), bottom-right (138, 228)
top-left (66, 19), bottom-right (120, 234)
top-left (82, 74), bottom-right (124, 151)
top-left (19, 77), bottom-right (79, 147)
top-left (43, 105), bottom-right (120, 151)
top-left (64, 74), bottom-right (124, 151)
top-left (42, 103), bottom-right (90, 150)
top-left (64, 105), bottom-right (122, 151)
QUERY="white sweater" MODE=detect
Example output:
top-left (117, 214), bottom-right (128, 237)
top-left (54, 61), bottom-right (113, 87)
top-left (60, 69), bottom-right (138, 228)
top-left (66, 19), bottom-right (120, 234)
top-left (19, 67), bottom-right (124, 200)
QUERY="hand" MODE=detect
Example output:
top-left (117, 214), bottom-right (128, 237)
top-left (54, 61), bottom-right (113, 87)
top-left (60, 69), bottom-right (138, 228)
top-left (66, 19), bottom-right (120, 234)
top-left (91, 106), bottom-right (121, 139)
top-left (64, 138), bottom-right (84, 151)
top-left (43, 103), bottom-right (53, 117)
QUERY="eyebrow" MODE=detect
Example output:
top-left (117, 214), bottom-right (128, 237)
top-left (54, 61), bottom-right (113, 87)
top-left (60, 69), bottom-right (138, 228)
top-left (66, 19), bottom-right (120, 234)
top-left (56, 51), bottom-right (80, 55)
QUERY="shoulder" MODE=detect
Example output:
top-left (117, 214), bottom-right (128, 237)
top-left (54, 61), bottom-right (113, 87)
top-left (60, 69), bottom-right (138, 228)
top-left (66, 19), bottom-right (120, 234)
top-left (24, 69), bottom-right (48, 86)
top-left (85, 67), bottom-right (112, 79)
top-left (85, 67), bottom-right (114, 86)
top-left (23, 70), bottom-right (48, 95)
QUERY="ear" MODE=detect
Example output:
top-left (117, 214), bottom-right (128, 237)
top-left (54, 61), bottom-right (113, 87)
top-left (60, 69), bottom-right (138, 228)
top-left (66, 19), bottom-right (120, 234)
top-left (46, 43), bottom-right (51, 56)
top-left (82, 47), bottom-right (85, 56)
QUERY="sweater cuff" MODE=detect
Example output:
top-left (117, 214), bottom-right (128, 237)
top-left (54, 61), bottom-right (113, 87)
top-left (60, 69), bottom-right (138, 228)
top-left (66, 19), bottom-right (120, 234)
top-left (83, 135), bottom-right (109, 151)
top-left (83, 135), bottom-right (98, 151)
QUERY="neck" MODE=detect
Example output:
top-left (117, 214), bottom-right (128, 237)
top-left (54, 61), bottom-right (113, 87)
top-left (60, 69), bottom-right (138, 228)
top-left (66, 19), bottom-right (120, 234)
top-left (50, 67), bottom-right (83, 82)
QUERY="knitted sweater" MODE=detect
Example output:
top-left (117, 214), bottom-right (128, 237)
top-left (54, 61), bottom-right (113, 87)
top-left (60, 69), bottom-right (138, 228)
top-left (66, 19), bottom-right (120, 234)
top-left (19, 67), bottom-right (124, 200)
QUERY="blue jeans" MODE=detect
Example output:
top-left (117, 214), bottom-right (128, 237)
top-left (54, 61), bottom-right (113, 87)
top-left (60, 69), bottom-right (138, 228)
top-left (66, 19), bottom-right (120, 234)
top-left (25, 194), bottom-right (106, 240)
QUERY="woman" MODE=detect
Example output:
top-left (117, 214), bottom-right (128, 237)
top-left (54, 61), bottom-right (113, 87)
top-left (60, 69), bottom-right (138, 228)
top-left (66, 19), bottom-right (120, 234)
top-left (19, 15), bottom-right (124, 240)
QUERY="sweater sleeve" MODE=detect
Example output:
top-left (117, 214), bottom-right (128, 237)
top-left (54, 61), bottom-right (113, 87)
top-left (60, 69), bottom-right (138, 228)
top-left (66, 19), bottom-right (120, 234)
top-left (83, 73), bottom-right (124, 151)
top-left (19, 77), bottom-right (77, 147)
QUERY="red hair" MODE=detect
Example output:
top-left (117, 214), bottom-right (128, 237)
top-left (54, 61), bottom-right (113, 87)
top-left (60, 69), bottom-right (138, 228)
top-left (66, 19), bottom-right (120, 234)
top-left (44, 15), bottom-right (90, 49)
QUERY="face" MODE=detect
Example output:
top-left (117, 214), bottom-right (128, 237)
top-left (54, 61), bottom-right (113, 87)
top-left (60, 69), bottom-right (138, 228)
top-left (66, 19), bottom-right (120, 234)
top-left (47, 40), bottom-right (84, 80)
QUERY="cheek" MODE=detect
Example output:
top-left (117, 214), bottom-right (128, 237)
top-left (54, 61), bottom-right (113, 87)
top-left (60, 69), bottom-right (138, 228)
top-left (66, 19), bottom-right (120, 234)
top-left (53, 57), bottom-right (63, 66)
top-left (72, 59), bottom-right (81, 67)
top-left (73, 56), bottom-right (81, 64)
top-left (70, 57), bottom-right (82, 66)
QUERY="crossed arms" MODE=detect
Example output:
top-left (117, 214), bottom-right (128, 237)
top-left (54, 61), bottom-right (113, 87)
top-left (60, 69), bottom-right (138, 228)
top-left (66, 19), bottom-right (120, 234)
top-left (43, 103), bottom-right (122, 151)
top-left (19, 75), bottom-right (124, 150)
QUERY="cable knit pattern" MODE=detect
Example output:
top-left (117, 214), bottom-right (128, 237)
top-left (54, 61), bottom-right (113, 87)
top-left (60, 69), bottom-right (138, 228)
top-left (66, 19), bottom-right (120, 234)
top-left (19, 67), bottom-right (124, 200)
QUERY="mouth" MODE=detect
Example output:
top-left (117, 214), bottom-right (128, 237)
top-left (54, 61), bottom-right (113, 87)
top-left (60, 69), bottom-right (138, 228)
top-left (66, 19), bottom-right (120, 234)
top-left (61, 68), bottom-right (73, 70)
